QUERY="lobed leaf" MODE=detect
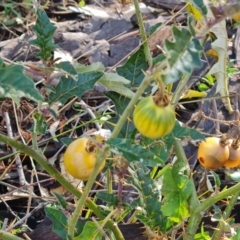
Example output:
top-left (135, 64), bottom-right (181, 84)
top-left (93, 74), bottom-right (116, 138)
top-left (128, 163), bottom-right (168, 232)
top-left (0, 60), bottom-right (43, 105)
top-left (49, 72), bottom-right (103, 104)
top-left (104, 91), bottom-right (135, 138)
top-left (30, 8), bottom-right (58, 61)
top-left (163, 26), bottom-right (203, 84)
top-left (45, 206), bottom-right (84, 239)
top-left (107, 138), bottom-right (164, 166)
top-left (98, 72), bottom-right (135, 99)
top-left (161, 159), bottom-right (192, 222)
top-left (116, 47), bottom-right (147, 87)
top-left (76, 221), bottom-right (102, 240)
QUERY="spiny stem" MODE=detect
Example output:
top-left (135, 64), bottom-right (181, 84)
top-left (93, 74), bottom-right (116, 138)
top-left (132, 0), bottom-right (152, 66)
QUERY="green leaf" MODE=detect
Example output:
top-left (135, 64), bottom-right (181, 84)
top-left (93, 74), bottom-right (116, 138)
top-left (76, 221), bottom-right (102, 240)
top-left (198, 83), bottom-right (209, 91)
top-left (104, 91), bottom-right (135, 138)
top-left (232, 227), bottom-right (240, 240)
top-left (0, 63), bottom-right (44, 105)
top-left (105, 91), bottom-right (129, 115)
top-left (49, 72), bottom-right (103, 104)
top-left (32, 112), bottom-right (47, 134)
top-left (161, 192), bottom-right (189, 222)
top-left (30, 8), bottom-right (57, 61)
top-left (52, 192), bottom-right (68, 209)
top-left (150, 22), bottom-right (162, 35)
top-left (172, 159), bottom-right (192, 196)
top-left (191, 0), bottom-right (207, 15)
top-left (152, 54), bottom-right (166, 67)
top-left (45, 206), bottom-right (84, 239)
top-left (128, 163), bottom-right (168, 232)
top-left (210, 171), bottom-right (221, 189)
top-left (96, 192), bottom-right (119, 207)
top-left (45, 206), bottom-right (67, 239)
top-left (116, 47), bottom-right (147, 87)
top-left (167, 121), bottom-right (205, 141)
top-left (163, 26), bottom-right (203, 84)
top-left (60, 137), bottom-right (76, 146)
top-left (55, 61), bottom-right (78, 79)
top-left (107, 138), bottom-right (164, 166)
top-left (161, 161), bottom-right (192, 222)
top-left (74, 62), bottom-right (105, 73)
top-left (98, 73), bottom-right (135, 99)
top-left (211, 205), bottom-right (222, 221)
top-left (194, 223), bottom-right (211, 240)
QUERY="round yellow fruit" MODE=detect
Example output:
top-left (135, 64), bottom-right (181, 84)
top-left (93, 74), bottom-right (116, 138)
top-left (224, 140), bottom-right (240, 168)
top-left (197, 137), bottom-right (229, 170)
top-left (63, 137), bottom-right (105, 180)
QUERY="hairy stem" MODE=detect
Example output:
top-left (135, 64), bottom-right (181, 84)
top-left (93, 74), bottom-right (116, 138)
top-left (132, 0), bottom-right (152, 66)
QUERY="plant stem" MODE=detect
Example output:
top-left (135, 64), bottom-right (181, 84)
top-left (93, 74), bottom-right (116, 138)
top-left (107, 168), bottom-right (113, 212)
top-left (0, 231), bottom-right (24, 240)
top-left (173, 139), bottom-right (201, 213)
top-left (67, 146), bottom-right (113, 239)
top-left (171, 72), bottom-right (192, 105)
top-left (184, 180), bottom-right (240, 240)
top-left (174, 139), bottom-right (240, 240)
top-left (132, 0), bottom-right (152, 66)
top-left (0, 133), bottom-right (123, 240)
top-left (212, 190), bottom-right (240, 240)
top-left (111, 73), bottom-right (153, 138)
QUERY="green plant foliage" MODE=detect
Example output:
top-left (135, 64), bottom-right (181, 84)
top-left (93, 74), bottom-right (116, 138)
top-left (104, 91), bottom-right (135, 138)
top-left (32, 112), bottom-right (47, 134)
top-left (161, 158), bottom-right (192, 222)
top-left (98, 72), bottom-right (135, 99)
top-left (191, 0), bottom-right (207, 15)
top-left (163, 26), bottom-right (203, 84)
top-left (48, 72), bottom-right (103, 104)
top-left (76, 221), bottom-right (103, 240)
top-left (55, 61), bottom-right (78, 79)
top-left (164, 121), bottom-right (205, 149)
top-left (152, 54), bottom-right (166, 67)
top-left (107, 138), bottom-right (164, 166)
top-left (30, 8), bottom-right (58, 61)
top-left (210, 171), bottom-right (221, 190)
top-left (0, 59), bottom-right (43, 105)
top-left (74, 62), bottom-right (105, 73)
top-left (52, 192), bottom-right (68, 209)
top-left (149, 22), bottom-right (162, 35)
top-left (194, 224), bottom-right (211, 240)
top-left (116, 47), bottom-right (147, 87)
top-left (45, 206), bottom-right (84, 239)
top-left (96, 192), bottom-right (119, 207)
top-left (74, 62), bottom-right (135, 98)
top-left (128, 163), bottom-right (169, 232)
top-left (197, 75), bottom-right (215, 91)
top-left (232, 227), bottom-right (240, 240)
